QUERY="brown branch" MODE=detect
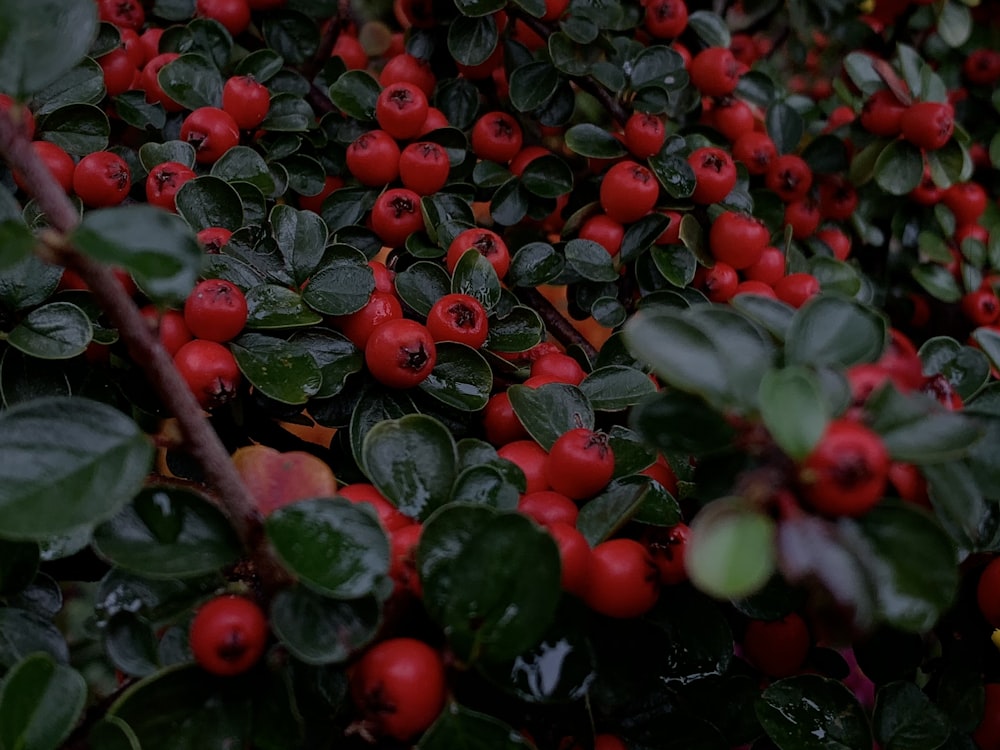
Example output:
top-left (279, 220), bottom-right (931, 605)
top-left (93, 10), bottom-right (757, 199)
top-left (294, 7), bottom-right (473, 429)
top-left (514, 286), bottom-right (598, 361)
top-left (0, 110), bottom-right (289, 595)
top-left (300, 0), bottom-right (352, 84)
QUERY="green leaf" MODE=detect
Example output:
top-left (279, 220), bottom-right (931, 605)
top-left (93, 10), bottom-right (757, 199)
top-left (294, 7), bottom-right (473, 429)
top-left (72, 205), bottom-right (202, 307)
top-left (0, 396), bottom-right (152, 540)
top-left (33, 58), bottom-right (104, 116)
top-left (874, 139), bottom-right (924, 196)
top-left (520, 154), bottom-right (573, 199)
top-left (579, 365), bottom-right (657, 412)
top-left (37, 103), bottom-right (109, 155)
top-left (577, 476), bottom-right (680, 546)
top-left (261, 10), bottom-right (320, 65)
top-left (230, 332), bottom-right (322, 405)
top-left (629, 389), bottom-right (736, 456)
top-left (649, 243), bottom-right (697, 288)
top-left (267, 498), bottom-right (390, 598)
top-left (139, 140), bottom-right (197, 172)
top-left (211, 146), bottom-right (275, 194)
top-left (564, 239), bottom-right (619, 282)
top-left (801, 134), bottom-right (850, 174)
top-left (175, 175), bottom-right (245, 233)
top-left (873, 681), bottom-right (953, 750)
top-left (92, 485), bottom-right (241, 579)
top-left (270, 204), bottom-right (328, 285)
top-left (842, 51), bottom-right (883, 96)
top-left (0, 219), bottom-right (34, 272)
top-left (0, 608), bottom-right (69, 668)
top-left (758, 367), bottom-right (829, 461)
top-left (233, 48), bottom-right (284, 82)
top-left (852, 501), bottom-right (959, 632)
top-left (0, 0), bottom-right (98, 97)
top-left (507, 383), bottom-right (594, 451)
top-left (158, 53), bottom-right (223, 110)
top-left (301, 247), bottom-right (375, 316)
top-left (6, 301), bottom-right (92, 360)
top-left (0, 254), bottom-right (62, 312)
top-left (361, 414), bottom-right (457, 520)
top-left (418, 704), bottom-right (536, 750)
top-left (687, 10), bottom-right (731, 47)
top-left (452, 248), bottom-right (502, 313)
top-left (919, 337), bottom-right (990, 402)
top-left (244, 283), bottom-right (323, 330)
top-left (785, 294), bottom-right (887, 369)
top-left (766, 101), bottom-right (804, 154)
top-left (867, 385), bottom-right (983, 463)
top-left (394, 261), bottom-right (452, 317)
top-left (288, 328), bottom-right (361, 399)
top-left (687, 498), bottom-right (776, 599)
top-left (419, 343), bottom-right (492, 412)
top-left (507, 242), bottom-right (564, 287)
top-left (912, 262), bottom-right (962, 303)
top-left (509, 61), bottom-right (561, 113)
top-left (114, 91), bottom-right (167, 131)
top-left (328, 70), bottom-right (380, 120)
top-left (937, 0), bottom-right (971, 47)
top-left (103, 613), bottom-right (159, 679)
top-left (564, 123), bottom-right (628, 159)
top-left (0, 653), bottom-right (86, 750)
top-left (437, 513), bottom-right (561, 663)
top-left (450, 465), bottom-right (520, 511)
top-left (489, 178), bottom-right (530, 226)
top-left (485, 305), bottom-right (544, 353)
top-left (259, 92), bottom-right (313, 132)
top-left (0, 539), bottom-right (39, 596)
top-left (270, 587), bottom-right (381, 665)
top-left (448, 14), bottom-right (498, 67)
top-left (757, 675), bottom-right (872, 750)
top-left (923, 461), bottom-right (998, 553)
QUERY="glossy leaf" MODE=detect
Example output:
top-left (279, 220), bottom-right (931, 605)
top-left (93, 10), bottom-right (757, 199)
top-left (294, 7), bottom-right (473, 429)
top-left (867, 385), bottom-right (983, 463)
top-left (579, 365), bottom-right (658, 411)
top-left (918, 337), bottom-right (990, 402)
top-left (766, 101), bottom-right (804, 154)
top-left (394, 261), bottom-right (453, 317)
top-left (873, 681), bottom-right (952, 750)
top-left (649, 152), bottom-right (697, 200)
top-left (0, 396), bottom-right (152, 540)
top-left (419, 342), bottom-right (492, 412)
top-left (231, 332), bottom-right (322, 405)
top-left (267, 498), bottom-right (390, 599)
top-left (452, 248), bottom-right (502, 313)
top-left (158, 53), bottom-right (223, 110)
top-left (564, 239), bottom-right (619, 283)
top-left (757, 675), bottom-right (872, 749)
top-left (270, 587), bottom-right (381, 665)
top-left (507, 383), bottom-right (594, 451)
top-left (451, 465), bottom-right (520, 511)
top-left (211, 146), bottom-right (276, 195)
top-left (174, 175), bottom-right (245, 233)
top-left (785, 294), bottom-right (887, 369)
top-left (6, 301), bottom-right (92, 360)
top-left (875, 139), bottom-right (924, 196)
top-left (92, 485), bottom-right (241, 579)
top-left (509, 61), bottom-right (561, 113)
top-left (485, 305), bottom-right (545, 353)
top-left (301, 247), bottom-right (375, 316)
top-left (0, 608), bottom-right (69, 668)
top-left (564, 123), bottom-right (628, 159)
top-left (419, 703), bottom-right (535, 750)
top-left (0, 652), bottom-right (86, 750)
top-left (328, 70), bottom-right (379, 120)
top-left (362, 413), bottom-right (457, 520)
top-left (104, 613), bottom-right (160, 679)
top-left (244, 283), bottom-right (323, 330)
top-left (577, 476), bottom-right (680, 546)
top-left (508, 242), bottom-right (564, 287)
top-left (289, 328), bottom-right (362, 399)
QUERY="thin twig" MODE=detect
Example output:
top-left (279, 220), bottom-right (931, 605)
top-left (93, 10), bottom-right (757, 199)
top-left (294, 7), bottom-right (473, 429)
top-left (514, 286), bottom-right (599, 361)
top-left (0, 110), bottom-right (289, 594)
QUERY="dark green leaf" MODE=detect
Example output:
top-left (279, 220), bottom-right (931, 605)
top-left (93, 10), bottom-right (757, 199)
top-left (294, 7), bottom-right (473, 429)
top-left (328, 70), bottom-right (380, 121)
top-left (418, 703), bottom-right (535, 750)
top-left (508, 242), bottom-right (563, 287)
top-left (448, 14), bottom-right (498, 67)
top-left (629, 389), bottom-right (736, 455)
top-left (766, 101), bottom-right (804, 154)
top-left (452, 248), bottom-right (502, 312)
top-left (802, 134), bottom-right (850, 174)
top-left (0, 0), bottom-right (98, 97)
top-left (233, 49), bottom-right (284, 82)
top-left (361, 414), bottom-right (457, 520)
top-left (490, 177), bottom-right (530, 226)
top-left (564, 239), bottom-right (618, 283)
top-left (579, 366), bottom-right (657, 411)
top-left (270, 587), bottom-right (381, 665)
top-left (0, 219), bottom-right (34, 272)
top-left (322, 186), bottom-right (376, 232)
top-left (38, 103), bottom-right (109, 155)
top-left (451, 465), bottom-right (520, 511)
top-left (924, 461), bottom-right (998, 553)
top-left (937, 0), bottom-right (971, 47)
top-left (620, 213), bottom-right (671, 264)
top-left (0, 396), bottom-right (152, 540)
top-left (245, 284), bottom-right (324, 330)
top-left (578, 476), bottom-right (680, 546)
top-left (912, 263), bottom-right (962, 303)
top-left (33, 58), bottom-right (104, 115)
top-left (104, 613), bottom-right (159, 678)
top-left (867, 385), bottom-right (983, 463)
top-left (507, 383), bottom-right (594, 451)
top-left (6, 301), bottom-right (91, 360)
top-left (139, 141), bottom-right (197, 172)
top-left (259, 92), bottom-right (314, 132)
top-left (271, 204), bottom-right (328, 284)
top-left (231, 332), bottom-right (322, 405)
top-left (0, 608), bottom-right (69, 668)
top-left (301, 247), bottom-right (375, 316)
top-left (0, 254), bottom-right (63, 311)
top-left (262, 10), bottom-right (320, 65)
top-left (0, 653), bottom-right (86, 750)
top-left (758, 367), bottom-right (829, 460)
top-left (158, 53), bottom-right (223, 110)
top-left (785, 294), bottom-right (886, 368)
top-left (875, 140), bottom-right (924, 196)
top-left (92, 485), bottom-right (241, 579)
top-left (267, 498), bottom-right (389, 598)
top-left (0, 539), bottom-right (39, 596)
top-left (687, 10), bottom-right (731, 47)
top-left (520, 155), bottom-right (573, 199)
top-left (419, 343), bottom-right (492, 412)
top-left (757, 675), bottom-right (872, 749)
top-left (114, 91), bottom-right (167, 131)
top-left (509, 62), bottom-right (561, 114)
top-left (211, 146), bottom-right (275, 194)
top-left (919, 337), bottom-right (990, 402)
top-left (485, 305), bottom-right (544, 353)
top-left (454, 0), bottom-right (505, 15)
top-left (394, 261), bottom-right (452, 317)
top-left (175, 175), bottom-right (245, 233)
top-left (564, 123), bottom-right (628, 159)
top-left (873, 681), bottom-right (953, 750)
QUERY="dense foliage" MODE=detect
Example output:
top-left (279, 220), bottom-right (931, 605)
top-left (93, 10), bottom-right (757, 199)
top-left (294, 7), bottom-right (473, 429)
top-left (1, 0), bottom-right (1000, 747)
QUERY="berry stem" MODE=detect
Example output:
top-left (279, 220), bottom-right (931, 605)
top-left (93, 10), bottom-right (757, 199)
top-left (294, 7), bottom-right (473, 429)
top-left (0, 108), bottom-right (289, 595)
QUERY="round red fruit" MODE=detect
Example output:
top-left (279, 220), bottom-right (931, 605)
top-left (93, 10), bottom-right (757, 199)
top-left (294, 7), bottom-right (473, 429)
top-left (173, 339), bottom-right (242, 409)
top-left (180, 107), bottom-right (240, 164)
top-left (145, 160), bottom-right (197, 212)
top-left (689, 46), bottom-right (740, 97)
top-left (644, 0), bottom-right (688, 38)
top-left (800, 418), bottom-right (889, 517)
top-left (399, 141), bottom-right (450, 195)
top-left (765, 154), bottom-right (813, 203)
top-left (688, 146), bottom-right (737, 205)
top-left (371, 188), bottom-right (425, 248)
top-left (73, 151), bottom-right (131, 208)
top-left (346, 130), bottom-right (401, 187)
top-left (425, 293), bottom-right (489, 349)
top-left (708, 211), bottom-right (769, 269)
top-left (140, 306), bottom-right (194, 357)
top-left (742, 612), bottom-right (811, 678)
top-left (497, 439), bottom-right (551, 494)
top-left (545, 428), bottom-right (615, 500)
top-left (530, 351), bottom-right (586, 386)
top-left (579, 213), bottom-right (625, 256)
top-left (350, 638), bottom-right (446, 742)
top-left (334, 290), bottom-right (403, 349)
top-left (623, 112), bottom-right (666, 158)
top-left (584, 538), bottom-right (660, 618)
top-left (600, 160), bottom-right (659, 224)
top-left (518, 490), bottom-right (578, 528)
top-left (184, 279), bottom-right (249, 343)
top-left (195, 0), bottom-right (251, 36)
top-left (961, 288), bottom-right (1000, 327)
top-left (446, 228), bottom-right (510, 279)
top-left (189, 595), bottom-right (268, 677)
top-left (732, 131), bottom-right (776, 175)
top-left (470, 111), bottom-right (523, 164)
top-left (376, 81), bottom-right (429, 141)
top-left (379, 53), bottom-right (436, 98)
top-left (900, 101), bottom-right (954, 151)
top-left (364, 318), bottom-right (436, 389)
top-left (548, 522), bottom-right (590, 597)
top-left (483, 392), bottom-right (529, 445)
top-left (643, 522), bottom-right (690, 585)
top-left (98, 0), bottom-right (144, 29)
top-left (222, 76), bottom-right (271, 130)
top-left (773, 272), bottom-right (820, 308)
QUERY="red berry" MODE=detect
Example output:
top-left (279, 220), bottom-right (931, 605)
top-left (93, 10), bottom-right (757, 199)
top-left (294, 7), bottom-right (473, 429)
top-left (350, 638), bottom-right (446, 742)
top-left (530, 352), bottom-right (586, 386)
top-left (644, 0), bottom-right (688, 38)
top-left (773, 272), bottom-right (820, 308)
top-left (98, 47), bottom-right (138, 98)
top-left (732, 131), bottom-right (776, 175)
top-left (765, 154), bottom-right (813, 203)
top-left (346, 130), bottom-right (401, 186)
top-left (859, 89), bottom-right (907, 137)
top-left (389, 523), bottom-right (423, 597)
top-left (140, 306), bottom-right (193, 357)
top-left (376, 81), bottom-right (430, 141)
top-left (583, 538), bottom-right (660, 618)
top-left (184, 279), bottom-right (249, 343)
top-left (141, 53), bottom-right (185, 112)
top-left (708, 211), bottom-right (770, 270)
top-left (518, 490), bottom-right (579, 528)
top-left (742, 612), bottom-right (811, 678)
top-left (900, 101), bottom-right (954, 151)
top-left (688, 146), bottom-right (737, 205)
top-left (332, 290), bottom-right (402, 349)
top-left (399, 141), bottom-right (450, 195)
top-left (702, 261), bottom-right (739, 302)
top-left (425, 293), bottom-right (489, 349)
top-left (73, 151), bottom-right (131, 208)
top-left (145, 160), bottom-right (197, 212)
top-left (189, 595), bottom-right (268, 676)
top-left (197, 227), bottom-right (233, 253)
top-left (579, 213), bottom-right (625, 256)
top-left (339, 483), bottom-right (412, 532)
top-left (548, 521), bottom-right (591, 597)
top-left (961, 289), bottom-right (1000, 327)
top-left (973, 683), bottom-right (1000, 750)
top-left (743, 245), bottom-right (786, 284)
top-left (364, 318), bottom-right (437, 389)
top-left (470, 111), bottom-right (523, 164)
top-left (497, 439), bottom-right (551, 494)
top-left (181, 107), bottom-right (240, 164)
top-left (800, 419), bottom-right (889, 517)
top-left (942, 182), bottom-right (988, 226)
top-left (446, 228), bottom-right (510, 279)
top-left (12, 141), bottom-right (75, 195)
top-left (600, 160), bottom-right (660, 224)
top-left (222, 75), bottom-right (271, 130)
top-left (643, 522), bottom-right (690, 585)
top-left (545, 428), bottom-right (615, 500)
top-left (195, 0), bottom-right (251, 36)
top-left (482, 392), bottom-right (529, 446)
top-left (173, 339), bottom-right (242, 409)
top-left (379, 53), bottom-right (436, 98)
top-left (97, 0), bottom-right (145, 29)
top-left (689, 46), bottom-right (740, 97)
top-left (623, 112), bottom-right (666, 158)
top-left (370, 188), bottom-right (425, 248)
